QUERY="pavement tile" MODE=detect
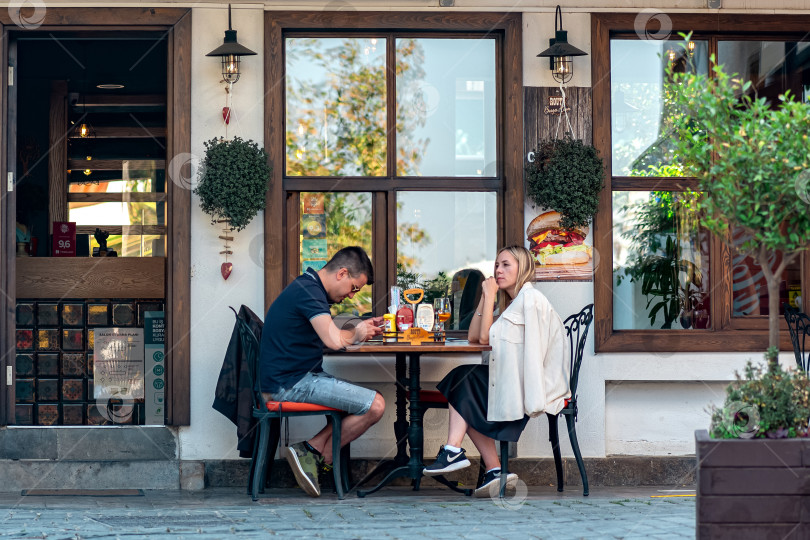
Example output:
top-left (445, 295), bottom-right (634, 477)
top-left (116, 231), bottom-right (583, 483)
top-left (0, 486), bottom-right (696, 539)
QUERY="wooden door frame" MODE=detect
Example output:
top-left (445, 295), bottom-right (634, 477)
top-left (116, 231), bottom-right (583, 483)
top-left (0, 7), bottom-right (191, 425)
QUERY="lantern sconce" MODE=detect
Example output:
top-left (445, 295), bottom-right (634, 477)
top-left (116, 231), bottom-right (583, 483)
top-left (536, 5), bottom-right (588, 85)
top-left (205, 4), bottom-right (257, 85)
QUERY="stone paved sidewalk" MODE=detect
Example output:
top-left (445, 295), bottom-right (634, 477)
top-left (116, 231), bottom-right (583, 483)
top-left (0, 486), bottom-right (695, 539)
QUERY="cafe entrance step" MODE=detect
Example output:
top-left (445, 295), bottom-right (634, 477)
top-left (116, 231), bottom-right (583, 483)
top-left (0, 426), bottom-right (186, 490)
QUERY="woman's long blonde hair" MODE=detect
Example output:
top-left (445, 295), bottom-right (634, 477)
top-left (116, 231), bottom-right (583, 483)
top-left (497, 245), bottom-right (536, 304)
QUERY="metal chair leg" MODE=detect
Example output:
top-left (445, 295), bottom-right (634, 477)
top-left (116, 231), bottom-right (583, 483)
top-left (547, 413), bottom-right (564, 492)
top-left (251, 418), bottom-right (271, 501)
top-left (564, 413), bottom-right (588, 496)
top-left (264, 418), bottom-right (281, 490)
top-left (329, 413), bottom-right (345, 500)
top-left (499, 440), bottom-right (509, 498)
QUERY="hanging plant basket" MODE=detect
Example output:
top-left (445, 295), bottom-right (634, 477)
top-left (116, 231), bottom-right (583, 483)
top-left (194, 137), bottom-right (271, 232)
top-left (525, 136), bottom-right (605, 230)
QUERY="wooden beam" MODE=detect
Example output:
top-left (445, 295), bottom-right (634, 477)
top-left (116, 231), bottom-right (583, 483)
top-left (49, 81), bottom-right (69, 235)
top-left (68, 159), bottom-right (165, 171)
top-left (0, 7), bottom-right (188, 26)
top-left (75, 95), bottom-right (165, 108)
top-left (68, 126), bottom-right (166, 139)
top-left (167, 10), bottom-right (192, 426)
top-left (75, 225), bottom-right (165, 235)
top-left (16, 257), bottom-right (165, 299)
top-left (68, 193), bottom-right (166, 203)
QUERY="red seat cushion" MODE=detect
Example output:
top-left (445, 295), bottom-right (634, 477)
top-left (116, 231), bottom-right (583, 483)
top-left (417, 390), bottom-right (448, 403)
top-left (265, 401), bottom-right (342, 413)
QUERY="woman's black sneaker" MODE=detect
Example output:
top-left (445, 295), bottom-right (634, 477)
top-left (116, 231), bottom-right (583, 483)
top-left (474, 469), bottom-right (518, 497)
top-left (423, 446), bottom-right (471, 476)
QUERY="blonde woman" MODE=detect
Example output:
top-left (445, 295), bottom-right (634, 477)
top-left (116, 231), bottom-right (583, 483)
top-left (423, 245), bottom-right (570, 496)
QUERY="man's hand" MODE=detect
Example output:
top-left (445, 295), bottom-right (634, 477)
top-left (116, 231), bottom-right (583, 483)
top-left (311, 315), bottom-right (384, 350)
top-left (352, 317), bottom-right (384, 343)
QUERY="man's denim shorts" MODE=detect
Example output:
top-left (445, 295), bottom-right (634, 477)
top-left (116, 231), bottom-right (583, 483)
top-left (266, 371), bottom-right (376, 415)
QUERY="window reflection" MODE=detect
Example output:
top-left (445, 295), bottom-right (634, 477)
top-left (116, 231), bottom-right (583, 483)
top-left (718, 41), bottom-right (810, 105)
top-left (396, 191), bottom-right (496, 330)
top-left (286, 38), bottom-right (387, 176)
top-left (610, 39), bottom-right (708, 176)
top-left (613, 191), bottom-right (710, 330)
top-left (299, 192), bottom-right (373, 317)
top-left (396, 38), bottom-right (496, 177)
top-left (731, 227), bottom-right (802, 317)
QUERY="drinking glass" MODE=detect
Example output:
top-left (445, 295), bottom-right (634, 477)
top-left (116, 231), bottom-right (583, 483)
top-left (434, 298), bottom-right (451, 333)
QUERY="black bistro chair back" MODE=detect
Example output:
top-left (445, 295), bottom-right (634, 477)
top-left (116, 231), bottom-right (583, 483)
top-left (495, 303), bottom-right (594, 498)
top-left (784, 304), bottom-right (810, 372)
top-left (230, 307), bottom-right (348, 500)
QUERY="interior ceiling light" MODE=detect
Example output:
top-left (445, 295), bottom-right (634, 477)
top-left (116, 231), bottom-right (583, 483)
top-left (96, 83), bottom-right (125, 89)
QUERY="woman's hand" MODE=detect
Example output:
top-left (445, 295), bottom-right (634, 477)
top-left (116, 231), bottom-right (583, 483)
top-left (481, 276), bottom-right (499, 299)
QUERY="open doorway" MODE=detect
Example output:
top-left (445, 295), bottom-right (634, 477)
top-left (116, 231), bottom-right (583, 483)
top-left (13, 34), bottom-right (168, 426)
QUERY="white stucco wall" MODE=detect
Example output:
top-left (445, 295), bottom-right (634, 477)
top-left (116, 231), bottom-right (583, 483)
top-left (170, 3), bottom-right (805, 462)
top-left (179, 5), bottom-right (266, 461)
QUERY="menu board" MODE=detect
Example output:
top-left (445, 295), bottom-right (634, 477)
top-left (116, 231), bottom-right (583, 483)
top-left (144, 312), bottom-right (165, 425)
top-left (302, 192), bottom-right (328, 272)
top-left (93, 328), bottom-right (144, 399)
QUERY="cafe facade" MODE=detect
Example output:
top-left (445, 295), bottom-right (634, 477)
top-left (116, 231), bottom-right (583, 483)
top-left (0, 0), bottom-right (808, 489)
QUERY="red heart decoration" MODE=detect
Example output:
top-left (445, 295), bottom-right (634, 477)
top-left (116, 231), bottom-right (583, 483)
top-left (221, 262), bottom-right (233, 280)
top-left (222, 106), bottom-right (231, 125)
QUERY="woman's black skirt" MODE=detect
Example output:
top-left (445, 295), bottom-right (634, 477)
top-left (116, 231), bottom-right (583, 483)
top-left (436, 364), bottom-right (529, 442)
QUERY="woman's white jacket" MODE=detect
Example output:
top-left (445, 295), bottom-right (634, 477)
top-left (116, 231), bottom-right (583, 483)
top-left (487, 283), bottom-right (570, 422)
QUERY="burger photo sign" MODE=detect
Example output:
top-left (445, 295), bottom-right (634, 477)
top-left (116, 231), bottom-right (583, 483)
top-left (524, 136), bottom-right (605, 281)
top-left (527, 211), bottom-right (593, 280)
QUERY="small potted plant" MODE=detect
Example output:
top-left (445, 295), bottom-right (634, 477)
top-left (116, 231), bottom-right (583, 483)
top-left (194, 137), bottom-right (271, 232)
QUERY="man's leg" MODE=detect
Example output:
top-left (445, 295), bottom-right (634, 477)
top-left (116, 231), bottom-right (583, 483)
top-left (309, 392), bottom-right (385, 464)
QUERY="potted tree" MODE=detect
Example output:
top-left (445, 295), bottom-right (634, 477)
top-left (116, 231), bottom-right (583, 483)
top-left (665, 37), bottom-right (810, 538)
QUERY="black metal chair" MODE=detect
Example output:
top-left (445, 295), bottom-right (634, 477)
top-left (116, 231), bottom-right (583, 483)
top-left (784, 304), bottom-right (810, 372)
top-left (419, 303), bottom-right (594, 498)
top-left (495, 303), bottom-right (593, 497)
top-left (231, 307), bottom-right (349, 500)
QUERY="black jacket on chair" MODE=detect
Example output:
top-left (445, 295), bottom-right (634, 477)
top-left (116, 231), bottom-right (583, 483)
top-left (213, 305), bottom-right (264, 458)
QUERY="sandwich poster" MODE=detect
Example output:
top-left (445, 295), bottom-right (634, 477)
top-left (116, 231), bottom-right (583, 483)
top-left (526, 210), bottom-right (594, 281)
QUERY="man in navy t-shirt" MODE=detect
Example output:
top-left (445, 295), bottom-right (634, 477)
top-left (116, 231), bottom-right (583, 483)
top-left (260, 246), bottom-right (385, 497)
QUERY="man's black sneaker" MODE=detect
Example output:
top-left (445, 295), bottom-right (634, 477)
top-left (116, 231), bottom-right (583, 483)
top-left (473, 469), bottom-right (518, 498)
top-left (423, 446), bottom-right (471, 476)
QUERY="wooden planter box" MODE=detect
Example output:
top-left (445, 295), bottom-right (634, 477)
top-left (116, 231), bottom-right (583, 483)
top-left (696, 429), bottom-right (810, 540)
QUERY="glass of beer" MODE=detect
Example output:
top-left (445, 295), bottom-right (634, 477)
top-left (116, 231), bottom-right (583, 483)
top-left (434, 297), bottom-right (451, 333)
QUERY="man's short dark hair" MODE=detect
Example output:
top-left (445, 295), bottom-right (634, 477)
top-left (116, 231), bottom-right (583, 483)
top-left (323, 246), bottom-right (374, 284)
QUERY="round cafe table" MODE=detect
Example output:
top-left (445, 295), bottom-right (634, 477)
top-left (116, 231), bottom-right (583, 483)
top-left (337, 340), bottom-right (491, 497)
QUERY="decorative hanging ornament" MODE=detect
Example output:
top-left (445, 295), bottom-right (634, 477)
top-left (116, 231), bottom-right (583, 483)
top-left (218, 219), bottom-right (234, 280)
top-left (222, 106), bottom-right (231, 125)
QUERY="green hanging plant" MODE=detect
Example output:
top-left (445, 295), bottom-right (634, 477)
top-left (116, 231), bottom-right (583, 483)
top-left (525, 136), bottom-right (605, 230)
top-left (194, 137), bottom-right (271, 232)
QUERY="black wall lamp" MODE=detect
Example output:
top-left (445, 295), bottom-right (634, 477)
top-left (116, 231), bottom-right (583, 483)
top-left (536, 5), bottom-right (588, 85)
top-left (205, 4), bottom-right (256, 84)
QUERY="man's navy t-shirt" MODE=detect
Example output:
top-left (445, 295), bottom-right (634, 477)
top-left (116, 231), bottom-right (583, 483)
top-left (260, 268), bottom-right (331, 394)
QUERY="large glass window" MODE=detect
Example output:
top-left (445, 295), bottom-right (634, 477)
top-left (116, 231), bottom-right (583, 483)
top-left (594, 13), bottom-right (810, 352)
top-left (272, 12), bottom-right (521, 325)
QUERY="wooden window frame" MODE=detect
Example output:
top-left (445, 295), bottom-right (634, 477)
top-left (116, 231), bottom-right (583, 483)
top-left (592, 13), bottom-right (810, 353)
top-left (0, 8), bottom-right (191, 425)
top-left (264, 12), bottom-right (523, 314)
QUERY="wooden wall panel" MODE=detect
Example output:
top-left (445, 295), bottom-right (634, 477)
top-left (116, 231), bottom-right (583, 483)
top-left (17, 258), bottom-right (165, 298)
top-left (523, 86), bottom-right (593, 154)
